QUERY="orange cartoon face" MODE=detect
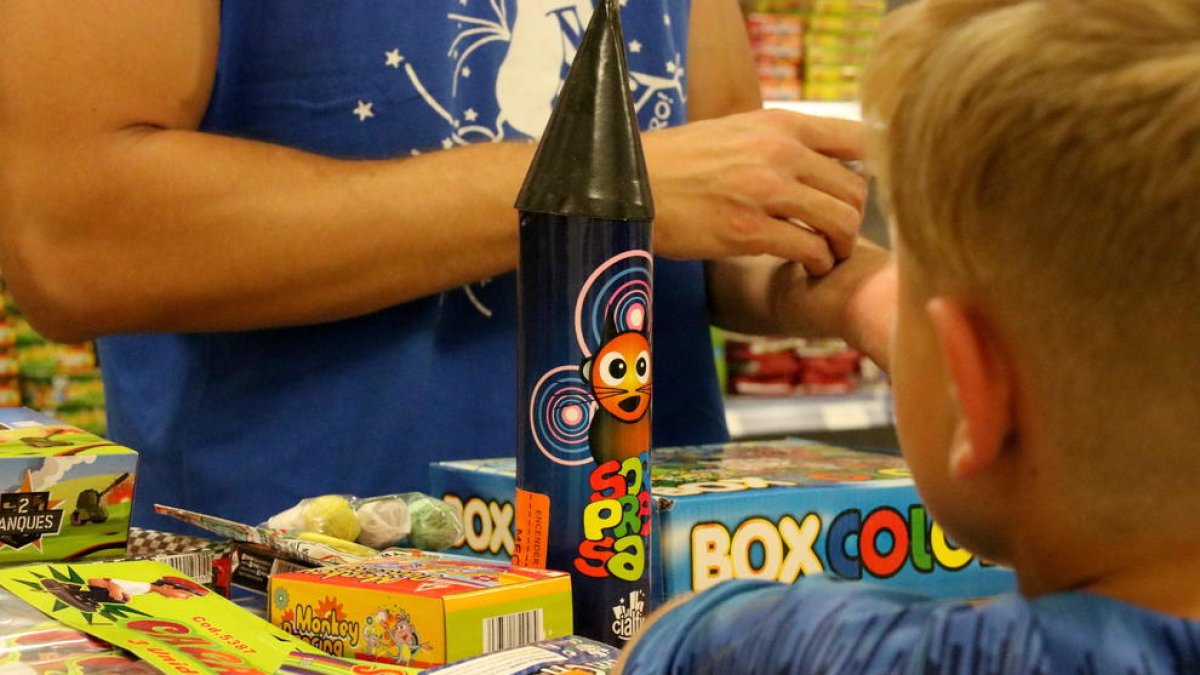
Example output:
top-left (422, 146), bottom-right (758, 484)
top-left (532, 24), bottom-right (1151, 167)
top-left (585, 331), bottom-right (651, 423)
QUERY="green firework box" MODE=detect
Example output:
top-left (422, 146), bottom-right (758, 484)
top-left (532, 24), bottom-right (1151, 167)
top-left (431, 440), bottom-right (1016, 602)
top-left (0, 408), bottom-right (137, 565)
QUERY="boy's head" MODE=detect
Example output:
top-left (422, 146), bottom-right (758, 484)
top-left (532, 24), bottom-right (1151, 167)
top-left (863, 0), bottom-right (1200, 577)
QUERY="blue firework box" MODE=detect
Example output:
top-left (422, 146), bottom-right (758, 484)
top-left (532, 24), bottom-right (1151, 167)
top-left (430, 440), bottom-right (1015, 602)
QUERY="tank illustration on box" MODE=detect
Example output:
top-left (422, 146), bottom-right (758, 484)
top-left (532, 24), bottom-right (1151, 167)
top-left (70, 472), bottom-right (130, 526)
top-left (513, 0), bottom-right (654, 647)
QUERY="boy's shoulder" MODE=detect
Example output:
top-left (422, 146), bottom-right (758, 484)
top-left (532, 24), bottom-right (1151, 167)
top-left (623, 577), bottom-right (1200, 674)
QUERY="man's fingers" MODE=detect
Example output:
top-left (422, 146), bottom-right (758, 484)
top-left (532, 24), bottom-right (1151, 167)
top-left (754, 216), bottom-right (837, 275)
top-left (765, 183), bottom-right (862, 259)
top-left (787, 144), bottom-right (869, 214)
top-left (759, 111), bottom-right (866, 161)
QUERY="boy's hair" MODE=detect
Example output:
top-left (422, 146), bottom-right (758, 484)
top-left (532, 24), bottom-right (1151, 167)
top-left (864, 1), bottom-right (1200, 504)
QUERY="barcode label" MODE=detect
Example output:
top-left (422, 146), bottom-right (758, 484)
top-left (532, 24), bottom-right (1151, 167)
top-left (483, 608), bottom-right (544, 653)
top-left (270, 559), bottom-right (308, 576)
top-left (155, 551), bottom-right (213, 584)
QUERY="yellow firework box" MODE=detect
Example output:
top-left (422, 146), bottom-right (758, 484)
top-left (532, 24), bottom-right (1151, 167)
top-left (269, 552), bottom-right (572, 669)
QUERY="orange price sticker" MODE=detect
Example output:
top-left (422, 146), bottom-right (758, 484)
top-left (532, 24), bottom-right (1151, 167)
top-left (513, 489), bottom-right (551, 569)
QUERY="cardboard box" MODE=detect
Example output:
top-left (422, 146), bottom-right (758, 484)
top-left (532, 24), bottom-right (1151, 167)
top-left (0, 559), bottom-right (330, 673)
top-left (433, 457), bottom-right (519, 562)
top-left (430, 440), bottom-right (1016, 601)
top-left (425, 635), bottom-right (618, 674)
top-left (270, 552), bottom-right (573, 669)
top-left (0, 408), bottom-right (137, 565)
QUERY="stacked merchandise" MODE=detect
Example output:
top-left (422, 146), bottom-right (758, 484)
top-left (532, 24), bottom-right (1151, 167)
top-left (804, 0), bottom-right (885, 100)
top-left (725, 334), bottom-right (885, 396)
top-left (744, 1), bottom-right (809, 101)
top-left (0, 273), bottom-right (106, 436)
top-left (743, 0), bottom-right (884, 102)
top-left (0, 300), bottom-right (17, 409)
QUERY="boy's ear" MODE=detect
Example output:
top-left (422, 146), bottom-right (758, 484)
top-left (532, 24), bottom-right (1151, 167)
top-left (926, 298), bottom-right (1015, 480)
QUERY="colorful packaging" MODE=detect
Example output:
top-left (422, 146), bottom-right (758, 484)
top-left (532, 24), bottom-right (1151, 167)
top-left (0, 348), bottom-right (19, 377)
top-left (20, 374), bottom-right (105, 413)
top-left (513, 0), bottom-right (654, 647)
top-left (126, 527), bottom-right (235, 598)
top-left (425, 635), bottom-right (617, 674)
top-left (270, 553), bottom-right (573, 669)
top-left (231, 541), bottom-right (315, 594)
top-left (0, 378), bottom-right (20, 408)
top-left (0, 560), bottom-right (326, 673)
top-left (0, 588), bottom-right (145, 673)
top-left (0, 408), bottom-right (137, 565)
top-left (432, 441), bottom-right (1016, 601)
top-left (154, 503), bottom-right (383, 568)
top-left (436, 458), bottom-right (517, 562)
top-left (15, 343), bottom-right (97, 380)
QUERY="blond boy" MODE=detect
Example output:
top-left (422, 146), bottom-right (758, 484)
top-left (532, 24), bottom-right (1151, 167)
top-left (618, 0), bottom-right (1200, 671)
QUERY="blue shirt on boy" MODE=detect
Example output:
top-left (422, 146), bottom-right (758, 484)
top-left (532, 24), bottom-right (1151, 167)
top-left (622, 577), bottom-right (1200, 674)
top-left (98, 2), bottom-right (728, 528)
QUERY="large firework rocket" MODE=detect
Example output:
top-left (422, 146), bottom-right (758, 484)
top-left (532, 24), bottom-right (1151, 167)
top-left (513, 0), bottom-right (654, 647)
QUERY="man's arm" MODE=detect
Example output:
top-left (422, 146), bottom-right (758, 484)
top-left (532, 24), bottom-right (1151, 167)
top-left (0, 1), bottom-right (870, 344)
top-left (0, 1), bottom-right (533, 342)
top-left (685, 0), bottom-right (895, 368)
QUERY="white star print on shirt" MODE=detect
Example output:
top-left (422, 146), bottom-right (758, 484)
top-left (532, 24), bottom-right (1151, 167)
top-left (353, 100), bottom-right (375, 121)
top-left (385, 49), bottom-right (403, 68)
top-left (629, 40), bottom-right (642, 53)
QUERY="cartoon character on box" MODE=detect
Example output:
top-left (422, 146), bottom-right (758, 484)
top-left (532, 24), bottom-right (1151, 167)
top-left (40, 575), bottom-right (208, 612)
top-left (529, 251), bottom-right (654, 468)
top-left (580, 312), bottom-right (651, 463)
top-left (362, 607), bottom-right (431, 665)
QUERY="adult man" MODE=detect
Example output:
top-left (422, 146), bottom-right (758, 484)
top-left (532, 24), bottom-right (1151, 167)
top-left (0, 2), bottom-right (892, 526)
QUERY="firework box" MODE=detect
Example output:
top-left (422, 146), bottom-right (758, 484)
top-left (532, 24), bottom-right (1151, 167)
top-left (0, 559), bottom-right (328, 673)
top-left (0, 407), bottom-right (137, 566)
top-left (0, 586), bottom-right (143, 672)
top-left (424, 635), bottom-right (618, 674)
top-left (433, 457), bottom-right (517, 562)
top-left (431, 440), bottom-right (1016, 601)
top-left (269, 552), bottom-right (573, 669)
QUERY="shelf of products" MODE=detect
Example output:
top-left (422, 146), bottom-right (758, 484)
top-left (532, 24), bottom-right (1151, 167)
top-left (744, 0), bottom-right (886, 101)
top-left (719, 332), bottom-right (891, 438)
top-left (0, 271), bottom-right (106, 435)
top-left (725, 389), bottom-right (892, 438)
top-left (764, 98), bottom-right (861, 119)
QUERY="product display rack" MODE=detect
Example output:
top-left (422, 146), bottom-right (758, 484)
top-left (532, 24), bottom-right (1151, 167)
top-left (724, 389), bottom-right (892, 439)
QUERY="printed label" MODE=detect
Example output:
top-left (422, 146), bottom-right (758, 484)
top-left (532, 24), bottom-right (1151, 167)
top-left (513, 489), bottom-right (550, 568)
top-left (0, 491), bottom-right (63, 549)
top-left (574, 457), bottom-right (650, 582)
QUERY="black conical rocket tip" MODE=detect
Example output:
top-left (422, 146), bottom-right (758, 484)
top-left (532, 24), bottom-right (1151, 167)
top-left (515, 0), bottom-right (654, 221)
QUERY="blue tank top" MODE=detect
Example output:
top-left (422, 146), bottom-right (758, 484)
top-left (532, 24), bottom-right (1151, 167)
top-left (98, 0), bottom-right (727, 529)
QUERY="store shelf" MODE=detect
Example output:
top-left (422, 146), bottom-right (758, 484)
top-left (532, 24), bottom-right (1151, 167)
top-left (764, 100), bottom-right (862, 121)
top-left (724, 390), bottom-right (892, 439)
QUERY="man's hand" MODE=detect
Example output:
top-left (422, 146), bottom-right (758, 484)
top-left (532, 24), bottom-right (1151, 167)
top-left (644, 109), bottom-right (868, 275)
top-left (708, 240), bottom-right (896, 371)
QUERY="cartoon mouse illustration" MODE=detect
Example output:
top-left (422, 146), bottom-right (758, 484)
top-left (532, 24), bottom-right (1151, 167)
top-left (579, 310), bottom-right (651, 464)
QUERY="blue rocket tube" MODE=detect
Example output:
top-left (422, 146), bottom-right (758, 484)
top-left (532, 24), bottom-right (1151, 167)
top-left (513, 0), bottom-right (654, 647)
